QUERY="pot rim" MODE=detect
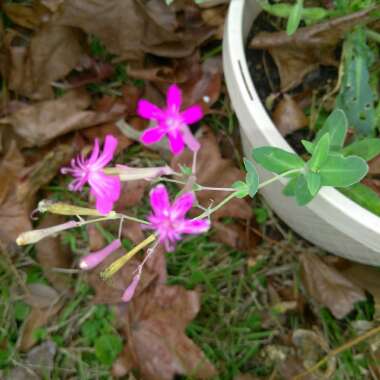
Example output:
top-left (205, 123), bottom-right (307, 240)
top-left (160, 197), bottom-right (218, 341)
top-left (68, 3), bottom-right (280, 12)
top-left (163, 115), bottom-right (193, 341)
top-left (223, 0), bottom-right (380, 245)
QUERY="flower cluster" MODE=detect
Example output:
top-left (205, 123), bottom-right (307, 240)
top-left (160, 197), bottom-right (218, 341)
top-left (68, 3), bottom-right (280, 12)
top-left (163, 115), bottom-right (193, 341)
top-left (55, 85), bottom-right (210, 302)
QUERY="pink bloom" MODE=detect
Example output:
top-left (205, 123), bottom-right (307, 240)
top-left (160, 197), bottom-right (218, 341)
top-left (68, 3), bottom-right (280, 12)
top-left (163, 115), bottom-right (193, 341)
top-left (145, 184), bottom-right (210, 251)
top-left (61, 135), bottom-right (121, 215)
top-left (122, 273), bottom-right (141, 302)
top-left (79, 239), bottom-right (121, 270)
top-left (137, 84), bottom-right (203, 156)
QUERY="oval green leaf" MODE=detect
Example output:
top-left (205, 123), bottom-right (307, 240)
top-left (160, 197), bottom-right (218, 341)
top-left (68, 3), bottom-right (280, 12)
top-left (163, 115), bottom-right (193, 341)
top-left (308, 133), bottom-right (330, 172)
top-left (342, 138), bottom-right (380, 161)
top-left (252, 147), bottom-right (304, 175)
top-left (320, 154), bottom-right (368, 188)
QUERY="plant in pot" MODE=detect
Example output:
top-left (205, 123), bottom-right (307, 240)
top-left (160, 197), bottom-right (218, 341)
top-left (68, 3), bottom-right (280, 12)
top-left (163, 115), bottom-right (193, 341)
top-left (223, 0), bottom-right (380, 265)
top-left (16, 83), bottom-right (368, 302)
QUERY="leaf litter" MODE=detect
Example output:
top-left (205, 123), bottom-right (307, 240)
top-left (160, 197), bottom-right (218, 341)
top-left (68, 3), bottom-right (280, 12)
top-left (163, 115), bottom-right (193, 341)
top-left (1, 0), bottom-right (380, 379)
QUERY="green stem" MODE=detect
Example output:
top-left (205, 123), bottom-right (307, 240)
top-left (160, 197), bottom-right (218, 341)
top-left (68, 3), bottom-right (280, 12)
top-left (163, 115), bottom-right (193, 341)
top-left (366, 29), bottom-right (380, 44)
top-left (158, 177), bottom-right (235, 192)
top-left (197, 191), bottom-right (238, 219)
top-left (116, 213), bottom-right (149, 225)
top-left (258, 168), bottom-right (302, 189)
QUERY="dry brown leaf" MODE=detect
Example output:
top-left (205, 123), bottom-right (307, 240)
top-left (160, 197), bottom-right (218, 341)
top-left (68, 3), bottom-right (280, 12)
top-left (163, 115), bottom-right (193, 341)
top-left (7, 341), bottom-right (57, 380)
top-left (19, 303), bottom-right (63, 352)
top-left (181, 57), bottom-right (223, 112)
top-left (0, 89), bottom-right (125, 148)
top-left (300, 252), bottom-right (366, 319)
top-left (272, 95), bottom-right (308, 136)
top-left (5, 25), bottom-right (83, 99)
top-left (54, 0), bottom-right (214, 61)
top-left (0, 143), bottom-right (73, 245)
top-left (24, 283), bottom-right (60, 308)
top-left (36, 215), bottom-right (73, 292)
top-left (212, 221), bottom-right (260, 253)
top-left (340, 263), bottom-right (380, 317)
top-left (249, 8), bottom-right (377, 91)
top-left (277, 356), bottom-right (318, 380)
top-left (369, 155), bottom-right (380, 175)
top-left (124, 283), bottom-right (217, 380)
top-left (2, 3), bottom-right (50, 30)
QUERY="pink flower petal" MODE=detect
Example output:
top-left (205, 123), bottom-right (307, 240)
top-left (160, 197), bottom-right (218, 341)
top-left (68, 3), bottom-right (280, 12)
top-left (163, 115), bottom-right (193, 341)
top-left (79, 239), bottom-right (121, 270)
top-left (166, 84), bottom-right (182, 112)
top-left (181, 126), bottom-right (200, 153)
top-left (179, 219), bottom-right (210, 234)
top-left (87, 138), bottom-right (100, 165)
top-left (167, 130), bottom-right (185, 156)
top-left (181, 105), bottom-right (203, 125)
top-left (122, 273), bottom-right (141, 302)
top-left (93, 135), bottom-right (118, 169)
top-left (140, 127), bottom-right (166, 145)
top-left (89, 172), bottom-right (121, 214)
top-left (137, 99), bottom-right (164, 120)
top-left (172, 192), bottom-right (195, 217)
top-left (150, 185), bottom-right (170, 216)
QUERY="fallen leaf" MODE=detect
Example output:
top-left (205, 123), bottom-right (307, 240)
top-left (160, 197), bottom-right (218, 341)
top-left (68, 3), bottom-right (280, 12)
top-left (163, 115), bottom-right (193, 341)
top-left (24, 283), bottom-right (60, 308)
top-left (369, 155), bottom-right (380, 174)
top-left (124, 283), bottom-right (217, 380)
top-left (54, 0), bottom-right (214, 61)
top-left (0, 143), bottom-right (73, 245)
top-left (2, 2), bottom-right (49, 30)
top-left (277, 356), bottom-right (318, 380)
top-left (272, 95), bottom-right (308, 136)
top-left (212, 220), bottom-right (260, 253)
top-left (5, 25), bottom-right (83, 99)
top-left (6, 341), bottom-right (56, 380)
top-left (300, 252), bottom-right (366, 319)
top-left (36, 215), bottom-right (73, 292)
top-left (19, 303), bottom-right (63, 351)
top-left (0, 89), bottom-right (125, 148)
top-left (181, 57), bottom-right (223, 112)
top-left (340, 262), bottom-right (380, 317)
top-left (249, 8), bottom-right (377, 91)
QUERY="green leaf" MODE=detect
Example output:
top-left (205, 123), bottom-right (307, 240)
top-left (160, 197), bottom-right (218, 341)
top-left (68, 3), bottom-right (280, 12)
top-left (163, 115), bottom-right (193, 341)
top-left (336, 29), bottom-right (375, 136)
top-left (252, 147), bottom-right (304, 175)
top-left (14, 301), bottom-right (30, 322)
top-left (314, 109), bottom-right (348, 150)
top-left (320, 154), bottom-right (368, 187)
top-left (232, 181), bottom-right (249, 199)
top-left (283, 176), bottom-right (298, 196)
top-left (301, 140), bottom-right (314, 154)
top-left (286, 0), bottom-right (303, 36)
top-left (342, 138), bottom-right (380, 161)
top-left (305, 172), bottom-right (321, 196)
top-left (95, 334), bottom-right (123, 366)
top-left (340, 183), bottom-right (380, 216)
top-left (308, 133), bottom-right (330, 172)
top-left (243, 158), bottom-right (259, 197)
top-left (295, 175), bottom-right (315, 205)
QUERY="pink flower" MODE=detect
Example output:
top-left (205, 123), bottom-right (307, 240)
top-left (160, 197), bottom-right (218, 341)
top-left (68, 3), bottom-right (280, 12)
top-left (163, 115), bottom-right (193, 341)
top-left (122, 273), bottom-right (141, 302)
top-left (145, 184), bottom-right (210, 251)
top-left (137, 84), bottom-right (203, 156)
top-left (79, 239), bottom-right (121, 270)
top-left (61, 135), bottom-right (121, 215)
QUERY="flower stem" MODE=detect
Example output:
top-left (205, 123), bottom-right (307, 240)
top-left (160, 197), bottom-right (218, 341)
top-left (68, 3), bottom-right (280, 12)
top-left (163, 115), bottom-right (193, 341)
top-left (100, 234), bottom-right (156, 279)
top-left (258, 168), bottom-right (302, 189)
top-left (197, 191), bottom-right (238, 219)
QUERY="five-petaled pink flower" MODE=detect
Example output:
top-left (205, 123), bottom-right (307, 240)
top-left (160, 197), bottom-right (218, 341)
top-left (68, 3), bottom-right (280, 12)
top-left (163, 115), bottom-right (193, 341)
top-left (145, 184), bottom-right (210, 251)
top-left (137, 84), bottom-right (203, 156)
top-left (61, 135), bottom-right (121, 215)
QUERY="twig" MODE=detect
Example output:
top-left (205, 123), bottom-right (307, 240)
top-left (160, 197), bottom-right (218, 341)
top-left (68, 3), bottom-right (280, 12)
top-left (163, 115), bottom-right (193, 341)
top-left (292, 324), bottom-right (380, 379)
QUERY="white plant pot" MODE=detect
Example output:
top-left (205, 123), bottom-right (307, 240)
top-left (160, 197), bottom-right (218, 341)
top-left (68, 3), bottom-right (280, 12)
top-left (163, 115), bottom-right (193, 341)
top-left (223, 0), bottom-right (380, 265)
